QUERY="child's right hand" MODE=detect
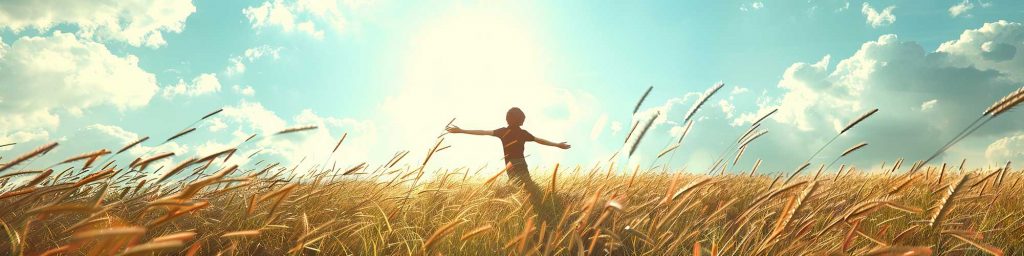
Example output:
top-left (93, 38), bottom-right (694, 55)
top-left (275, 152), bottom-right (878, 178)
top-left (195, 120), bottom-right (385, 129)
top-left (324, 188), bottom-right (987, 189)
top-left (556, 142), bottom-right (571, 149)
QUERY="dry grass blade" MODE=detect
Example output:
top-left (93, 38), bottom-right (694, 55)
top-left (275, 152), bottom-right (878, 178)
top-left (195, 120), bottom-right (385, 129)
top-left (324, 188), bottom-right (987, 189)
top-left (332, 133), bottom-right (348, 153)
top-left (656, 143), bottom-right (680, 159)
top-left (117, 136), bottom-right (149, 154)
top-left (628, 111), bottom-right (659, 157)
top-left (0, 142), bottom-right (58, 174)
top-left (930, 174), bottom-right (970, 227)
top-left (842, 142), bottom-right (868, 157)
top-left (23, 169), bottom-right (52, 187)
top-left (222, 230), bottom-right (261, 238)
top-left (737, 123), bottom-right (762, 144)
top-left (0, 169), bottom-right (43, 180)
top-left (72, 226), bottom-right (146, 241)
top-left (343, 163), bottom-right (367, 175)
top-left (423, 219), bottom-right (465, 252)
top-left (119, 241), bottom-right (185, 256)
top-left (738, 130), bottom-right (767, 149)
top-left (676, 119), bottom-right (694, 143)
top-left (201, 108), bottom-right (224, 120)
top-left (840, 108), bottom-right (879, 134)
top-left (275, 125), bottom-right (318, 135)
top-left (945, 230), bottom-right (1004, 256)
top-left (27, 203), bottom-right (98, 215)
top-left (157, 158), bottom-right (197, 183)
top-left (152, 232), bottom-right (197, 242)
top-left (0, 142), bottom-right (15, 148)
top-left (985, 85), bottom-right (1024, 117)
top-left (684, 82), bottom-right (724, 122)
top-left (460, 224), bottom-right (493, 241)
top-left (132, 152), bottom-right (176, 170)
top-left (483, 162), bottom-right (514, 186)
top-left (166, 127), bottom-right (197, 143)
top-left (865, 246), bottom-right (932, 256)
top-left (751, 108), bottom-right (778, 126)
top-left (671, 177), bottom-right (712, 201)
top-left (58, 149), bottom-right (110, 165)
top-left (633, 86), bottom-right (654, 114)
top-left (784, 162), bottom-right (811, 184)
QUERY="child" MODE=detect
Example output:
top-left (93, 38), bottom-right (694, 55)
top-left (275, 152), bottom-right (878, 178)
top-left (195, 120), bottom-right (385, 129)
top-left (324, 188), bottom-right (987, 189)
top-left (446, 107), bottom-right (570, 214)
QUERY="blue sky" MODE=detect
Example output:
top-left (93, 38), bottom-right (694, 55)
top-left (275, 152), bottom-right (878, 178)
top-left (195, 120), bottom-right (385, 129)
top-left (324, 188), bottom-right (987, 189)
top-left (2, 0), bottom-right (1024, 176)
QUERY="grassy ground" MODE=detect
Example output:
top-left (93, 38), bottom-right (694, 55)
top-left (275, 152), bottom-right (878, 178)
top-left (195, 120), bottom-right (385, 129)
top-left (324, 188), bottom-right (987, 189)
top-left (1, 161), bottom-right (1021, 255)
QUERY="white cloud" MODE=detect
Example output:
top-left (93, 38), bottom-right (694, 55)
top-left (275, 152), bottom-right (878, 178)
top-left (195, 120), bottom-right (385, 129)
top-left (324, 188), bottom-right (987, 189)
top-left (836, 1), bottom-right (851, 12)
top-left (207, 118), bottom-right (228, 132)
top-left (233, 85), bottom-right (256, 96)
top-left (986, 132), bottom-right (1024, 163)
top-left (226, 45), bottom-right (283, 76)
top-left (728, 21), bottom-right (1024, 170)
top-left (0, 0), bottom-right (195, 48)
top-left (226, 58), bottom-right (246, 76)
top-left (610, 121), bottom-right (623, 135)
top-left (245, 45), bottom-right (283, 61)
top-left (217, 100), bottom-right (377, 169)
top-left (731, 86), bottom-right (750, 95)
top-left (936, 20), bottom-right (1024, 81)
top-left (920, 99), bottom-right (938, 111)
top-left (243, 0), bottom-right (357, 39)
top-left (718, 99), bottom-right (736, 118)
top-left (861, 3), bottom-right (896, 28)
top-left (0, 32), bottom-right (157, 143)
top-left (949, 0), bottom-right (974, 18)
top-left (740, 1), bottom-right (764, 12)
top-left (162, 73), bottom-right (222, 98)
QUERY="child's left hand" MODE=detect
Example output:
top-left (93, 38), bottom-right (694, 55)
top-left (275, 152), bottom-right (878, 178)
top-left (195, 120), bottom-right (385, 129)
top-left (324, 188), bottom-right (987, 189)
top-left (446, 125), bottom-right (464, 134)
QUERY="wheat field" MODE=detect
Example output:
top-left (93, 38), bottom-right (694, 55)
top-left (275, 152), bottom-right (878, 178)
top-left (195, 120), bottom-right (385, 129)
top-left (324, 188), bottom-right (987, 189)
top-left (1, 85), bottom-right (1022, 255)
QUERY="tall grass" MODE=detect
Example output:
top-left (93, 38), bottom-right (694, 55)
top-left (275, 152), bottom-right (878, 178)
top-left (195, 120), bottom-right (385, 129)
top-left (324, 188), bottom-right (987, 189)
top-left (0, 86), bottom-right (1021, 255)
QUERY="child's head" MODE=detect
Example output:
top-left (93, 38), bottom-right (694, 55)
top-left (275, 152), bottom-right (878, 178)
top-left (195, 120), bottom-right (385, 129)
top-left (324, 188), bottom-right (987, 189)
top-left (506, 107), bottom-right (525, 128)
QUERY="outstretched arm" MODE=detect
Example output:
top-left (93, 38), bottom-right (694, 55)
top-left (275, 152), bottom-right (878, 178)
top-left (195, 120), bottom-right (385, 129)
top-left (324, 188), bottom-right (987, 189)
top-left (446, 125), bottom-right (493, 136)
top-left (534, 137), bottom-right (571, 149)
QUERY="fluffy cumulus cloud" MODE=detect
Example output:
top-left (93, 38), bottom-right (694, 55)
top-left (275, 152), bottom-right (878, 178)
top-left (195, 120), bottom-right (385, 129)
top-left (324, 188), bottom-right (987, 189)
top-left (949, 0), bottom-right (975, 18)
top-left (0, 32), bottom-right (158, 144)
top-left (985, 132), bottom-right (1024, 164)
top-left (226, 45), bottom-right (283, 76)
top-left (243, 0), bottom-right (362, 39)
top-left (162, 73), bottom-right (222, 98)
top-left (0, 0), bottom-right (195, 47)
top-left (727, 21), bottom-right (1024, 171)
top-left (861, 3), bottom-right (896, 28)
top-left (937, 21), bottom-right (1024, 81)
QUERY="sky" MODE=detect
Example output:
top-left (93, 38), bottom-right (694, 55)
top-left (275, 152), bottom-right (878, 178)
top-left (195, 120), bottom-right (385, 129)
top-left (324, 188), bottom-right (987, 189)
top-left (2, 0), bottom-right (1024, 177)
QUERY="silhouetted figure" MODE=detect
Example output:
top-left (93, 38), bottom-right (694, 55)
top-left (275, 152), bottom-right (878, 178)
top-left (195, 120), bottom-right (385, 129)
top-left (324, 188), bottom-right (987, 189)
top-left (446, 107), bottom-right (570, 220)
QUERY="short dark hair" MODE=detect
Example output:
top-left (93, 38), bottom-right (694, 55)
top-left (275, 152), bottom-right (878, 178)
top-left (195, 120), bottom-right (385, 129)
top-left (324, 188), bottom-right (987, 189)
top-left (506, 107), bottom-right (525, 127)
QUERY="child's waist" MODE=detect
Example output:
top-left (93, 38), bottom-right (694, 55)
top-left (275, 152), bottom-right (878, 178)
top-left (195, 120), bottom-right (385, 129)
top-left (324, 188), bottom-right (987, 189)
top-left (505, 158), bottom-right (527, 166)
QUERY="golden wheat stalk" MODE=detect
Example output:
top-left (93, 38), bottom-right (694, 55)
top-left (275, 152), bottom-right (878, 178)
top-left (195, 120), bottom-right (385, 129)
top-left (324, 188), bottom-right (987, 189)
top-left (930, 174), bottom-right (970, 227)
top-left (0, 142), bottom-right (59, 174)
top-left (423, 219), bottom-right (465, 252)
